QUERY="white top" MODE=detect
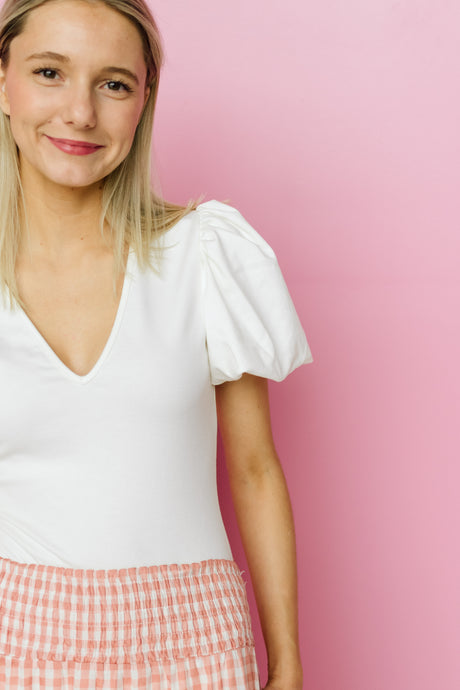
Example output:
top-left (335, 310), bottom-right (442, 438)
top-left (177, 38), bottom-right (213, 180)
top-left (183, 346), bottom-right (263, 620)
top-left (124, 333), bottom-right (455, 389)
top-left (0, 200), bottom-right (313, 569)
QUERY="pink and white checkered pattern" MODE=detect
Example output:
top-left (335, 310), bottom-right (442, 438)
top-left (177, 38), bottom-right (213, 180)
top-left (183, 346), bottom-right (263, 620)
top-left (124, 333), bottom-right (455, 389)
top-left (0, 556), bottom-right (260, 688)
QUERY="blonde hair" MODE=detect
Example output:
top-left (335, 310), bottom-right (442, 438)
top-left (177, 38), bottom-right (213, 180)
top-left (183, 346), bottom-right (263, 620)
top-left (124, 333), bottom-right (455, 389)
top-left (0, 0), bottom-right (200, 310)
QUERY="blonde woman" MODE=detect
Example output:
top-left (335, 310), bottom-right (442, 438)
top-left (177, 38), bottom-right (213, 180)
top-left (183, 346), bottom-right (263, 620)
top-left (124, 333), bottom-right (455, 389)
top-left (0, 0), bottom-right (313, 688)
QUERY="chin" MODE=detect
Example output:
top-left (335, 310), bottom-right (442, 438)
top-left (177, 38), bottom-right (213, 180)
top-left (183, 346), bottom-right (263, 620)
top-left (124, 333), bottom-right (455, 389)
top-left (45, 168), bottom-right (105, 189)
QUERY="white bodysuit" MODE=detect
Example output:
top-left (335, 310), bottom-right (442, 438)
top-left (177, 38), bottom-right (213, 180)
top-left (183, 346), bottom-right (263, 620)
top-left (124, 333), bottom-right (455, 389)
top-left (0, 200), bottom-right (313, 569)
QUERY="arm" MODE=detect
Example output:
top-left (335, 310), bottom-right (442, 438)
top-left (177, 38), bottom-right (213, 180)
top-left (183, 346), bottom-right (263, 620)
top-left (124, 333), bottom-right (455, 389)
top-left (215, 373), bottom-right (303, 690)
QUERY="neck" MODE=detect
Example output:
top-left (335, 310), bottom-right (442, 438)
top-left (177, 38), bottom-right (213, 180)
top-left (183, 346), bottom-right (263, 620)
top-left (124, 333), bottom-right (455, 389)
top-left (18, 164), bottom-right (109, 263)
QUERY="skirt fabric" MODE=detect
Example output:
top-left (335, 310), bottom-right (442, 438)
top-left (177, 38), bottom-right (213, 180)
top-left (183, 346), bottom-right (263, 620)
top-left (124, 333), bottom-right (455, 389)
top-left (0, 555), bottom-right (260, 689)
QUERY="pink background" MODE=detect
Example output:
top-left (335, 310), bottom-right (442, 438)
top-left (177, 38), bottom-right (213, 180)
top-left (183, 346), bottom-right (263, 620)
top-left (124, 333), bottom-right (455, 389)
top-left (151, 1), bottom-right (459, 688)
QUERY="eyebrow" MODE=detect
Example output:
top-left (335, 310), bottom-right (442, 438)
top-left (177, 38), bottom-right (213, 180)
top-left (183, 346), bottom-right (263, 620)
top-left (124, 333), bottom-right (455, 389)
top-left (25, 51), bottom-right (140, 85)
top-left (26, 51), bottom-right (70, 63)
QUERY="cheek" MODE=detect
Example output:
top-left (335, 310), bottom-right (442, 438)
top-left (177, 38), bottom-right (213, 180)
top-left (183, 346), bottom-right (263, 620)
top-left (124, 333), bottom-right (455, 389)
top-left (7, 81), bottom-right (54, 126)
top-left (106, 101), bottom-right (144, 144)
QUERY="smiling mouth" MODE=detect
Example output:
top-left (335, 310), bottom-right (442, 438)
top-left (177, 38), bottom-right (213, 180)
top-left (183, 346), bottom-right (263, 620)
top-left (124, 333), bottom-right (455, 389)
top-left (45, 135), bottom-right (104, 156)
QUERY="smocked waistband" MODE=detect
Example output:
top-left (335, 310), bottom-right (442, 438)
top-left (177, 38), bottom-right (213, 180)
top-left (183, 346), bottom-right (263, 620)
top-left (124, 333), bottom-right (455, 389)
top-left (0, 556), bottom-right (254, 664)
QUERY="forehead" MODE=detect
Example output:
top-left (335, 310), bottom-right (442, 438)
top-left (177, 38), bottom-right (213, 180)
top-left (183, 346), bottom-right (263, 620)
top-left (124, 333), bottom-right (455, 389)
top-left (11, 0), bottom-right (146, 69)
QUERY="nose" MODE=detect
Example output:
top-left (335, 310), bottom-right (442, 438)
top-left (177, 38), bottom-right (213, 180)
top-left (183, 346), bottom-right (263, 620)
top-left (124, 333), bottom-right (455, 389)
top-left (62, 84), bottom-right (97, 129)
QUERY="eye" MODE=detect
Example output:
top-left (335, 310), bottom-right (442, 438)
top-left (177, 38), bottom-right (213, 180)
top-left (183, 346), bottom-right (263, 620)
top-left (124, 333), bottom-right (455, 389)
top-left (33, 67), bottom-right (59, 80)
top-left (104, 80), bottom-right (133, 93)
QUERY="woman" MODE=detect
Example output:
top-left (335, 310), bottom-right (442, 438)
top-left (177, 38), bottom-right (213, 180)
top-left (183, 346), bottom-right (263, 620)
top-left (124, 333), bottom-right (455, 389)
top-left (0, 0), bottom-right (313, 688)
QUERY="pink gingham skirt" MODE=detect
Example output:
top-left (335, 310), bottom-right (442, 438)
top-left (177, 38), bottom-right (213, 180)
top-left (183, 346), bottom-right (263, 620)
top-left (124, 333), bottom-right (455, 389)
top-left (0, 555), bottom-right (260, 689)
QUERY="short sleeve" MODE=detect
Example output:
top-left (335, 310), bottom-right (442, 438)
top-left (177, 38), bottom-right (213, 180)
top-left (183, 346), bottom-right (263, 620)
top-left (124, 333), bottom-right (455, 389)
top-left (198, 200), bottom-right (313, 385)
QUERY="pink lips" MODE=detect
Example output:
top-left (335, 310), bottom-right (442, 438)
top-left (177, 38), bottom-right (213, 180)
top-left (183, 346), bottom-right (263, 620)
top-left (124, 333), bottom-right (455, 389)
top-left (46, 135), bottom-right (104, 156)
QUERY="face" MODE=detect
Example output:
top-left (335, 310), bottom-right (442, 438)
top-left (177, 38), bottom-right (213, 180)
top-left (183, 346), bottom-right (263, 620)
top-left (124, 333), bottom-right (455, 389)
top-left (0, 0), bottom-right (150, 191)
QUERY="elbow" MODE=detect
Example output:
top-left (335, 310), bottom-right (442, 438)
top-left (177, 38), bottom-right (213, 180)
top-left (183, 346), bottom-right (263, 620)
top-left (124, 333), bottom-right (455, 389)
top-left (226, 449), bottom-right (286, 489)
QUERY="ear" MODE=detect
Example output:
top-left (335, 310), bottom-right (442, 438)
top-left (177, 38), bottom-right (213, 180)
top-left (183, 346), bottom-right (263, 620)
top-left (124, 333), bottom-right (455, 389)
top-left (0, 60), bottom-right (11, 116)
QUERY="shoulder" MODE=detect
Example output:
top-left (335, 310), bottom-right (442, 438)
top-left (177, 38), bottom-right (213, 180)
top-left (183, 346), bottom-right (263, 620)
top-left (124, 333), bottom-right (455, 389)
top-left (164, 199), bottom-right (274, 256)
top-left (196, 200), bottom-right (275, 254)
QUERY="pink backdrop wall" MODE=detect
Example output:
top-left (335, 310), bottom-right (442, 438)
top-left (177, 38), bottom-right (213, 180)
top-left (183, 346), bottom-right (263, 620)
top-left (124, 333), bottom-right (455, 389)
top-left (150, 1), bottom-right (459, 688)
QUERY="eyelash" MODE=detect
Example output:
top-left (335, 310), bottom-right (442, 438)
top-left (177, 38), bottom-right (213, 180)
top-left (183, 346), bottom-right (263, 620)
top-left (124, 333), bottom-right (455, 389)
top-left (32, 67), bottom-right (134, 93)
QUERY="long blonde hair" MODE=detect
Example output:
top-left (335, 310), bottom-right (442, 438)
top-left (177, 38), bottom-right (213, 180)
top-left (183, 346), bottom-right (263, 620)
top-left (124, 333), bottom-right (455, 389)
top-left (0, 0), bottom-right (199, 310)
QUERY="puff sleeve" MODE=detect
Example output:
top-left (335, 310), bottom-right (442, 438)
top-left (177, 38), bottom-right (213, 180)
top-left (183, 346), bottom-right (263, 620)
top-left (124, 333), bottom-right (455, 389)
top-left (198, 200), bottom-right (313, 385)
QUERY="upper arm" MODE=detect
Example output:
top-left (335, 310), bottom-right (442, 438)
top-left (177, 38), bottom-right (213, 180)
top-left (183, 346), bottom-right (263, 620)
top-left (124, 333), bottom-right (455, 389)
top-left (215, 373), bottom-right (281, 481)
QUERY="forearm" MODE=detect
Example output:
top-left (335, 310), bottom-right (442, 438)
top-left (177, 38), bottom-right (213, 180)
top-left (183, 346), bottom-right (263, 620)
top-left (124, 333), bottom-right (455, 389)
top-left (228, 458), bottom-right (303, 688)
top-left (215, 374), bottom-right (304, 688)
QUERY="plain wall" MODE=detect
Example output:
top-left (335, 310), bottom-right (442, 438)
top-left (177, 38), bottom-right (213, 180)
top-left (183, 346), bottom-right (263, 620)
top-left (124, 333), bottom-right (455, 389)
top-left (150, 1), bottom-right (459, 688)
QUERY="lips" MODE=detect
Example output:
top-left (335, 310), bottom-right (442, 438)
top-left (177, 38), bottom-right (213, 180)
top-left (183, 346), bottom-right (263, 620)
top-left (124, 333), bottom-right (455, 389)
top-left (45, 135), bottom-right (104, 156)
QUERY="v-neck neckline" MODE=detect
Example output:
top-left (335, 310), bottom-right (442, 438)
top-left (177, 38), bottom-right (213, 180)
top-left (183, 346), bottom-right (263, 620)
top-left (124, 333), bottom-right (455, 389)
top-left (16, 248), bottom-right (135, 385)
